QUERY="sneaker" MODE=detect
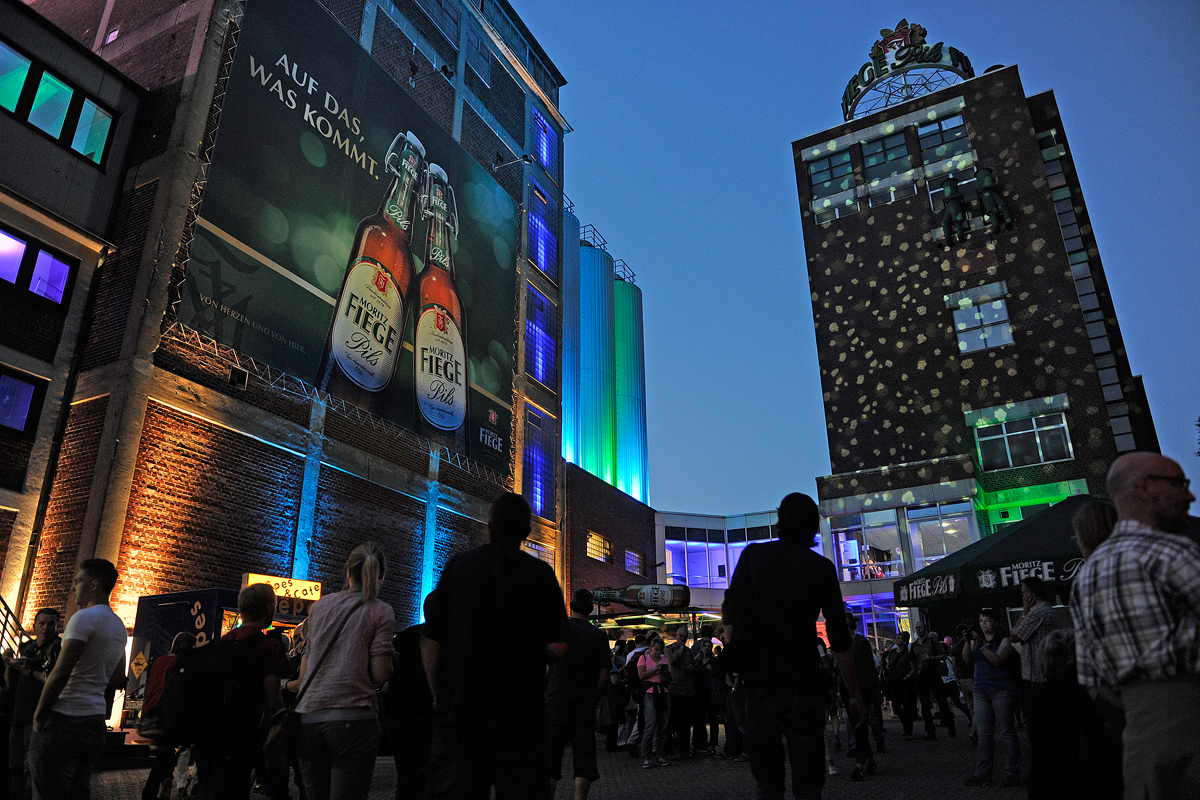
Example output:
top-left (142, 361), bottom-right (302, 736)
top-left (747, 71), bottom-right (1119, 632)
top-left (1003, 776), bottom-right (1022, 787)
top-left (850, 766), bottom-right (865, 782)
top-left (642, 759), bottom-right (652, 769)
top-left (963, 775), bottom-right (991, 786)
top-left (734, 754), bottom-right (750, 762)
top-left (826, 760), bottom-right (838, 776)
top-left (657, 757), bottom-right (670, 766)
top-left (713, 751), bottom-right (728, 759)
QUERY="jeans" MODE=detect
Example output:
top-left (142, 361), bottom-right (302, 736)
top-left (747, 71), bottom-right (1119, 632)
top-left (973, 687), bottom-right (1020, 779)
top-left (724, 692), bottom-right (746, 757)
top-left (298, 718), bottom-right (380, 800)
top-left (427, 722), bottom-right (546, 799)
top-left (28, 713), bottom-right (106, 800)
top-left (957, 678), bottom-right (975, 731)
top-left (746, 685), bottom-right (825, 800)
top-left (641, 690), bottom-right (670, 759)
top-left (916, 671), bottom-right (953, 735)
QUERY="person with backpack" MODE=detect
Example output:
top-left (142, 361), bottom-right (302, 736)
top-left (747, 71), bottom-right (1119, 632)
top-left (293, 542), bottom-right (394, 800)
top-left (191, 583), bottom-right (288, 800)
top-left (139, 632), bottom-right (195, 800)
top-left (29, 559), bottom-right (127, 800)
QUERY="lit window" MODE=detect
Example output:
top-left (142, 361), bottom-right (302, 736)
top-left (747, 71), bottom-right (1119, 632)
top-left (953, 296), bottom-right (1012, 353)
top-left (0, 41), bottom-right (31, 112)
top-left (625, 550), bottom-right (646, 576)
top-left (30, 250), bottom-right (70, 303)
top-left (862, 133), bottom-right (911, 183)
top-left (917, 115), bottom-right (969, 163)
top-left (0, 229), bottom-right (26, 284)
top-left (522, 406), bottom-right (555, 520)
top-left (586, 532), bottom-right (612, 564)
top-left (71, 99), bottom-right (113, 164)
top-left (808, 150), bottom-right (853, 199)
top-left (976, 413), bottom-right (1073, 471)
top-left (532, 108), bottom-right (559, 178)
top-left (522, 539), bottom-right (555, 567)
top-left (831, 510), bottom-right (904, 580)
top-left (465, 27), bottom-right (490, 86)
top-left (27, 71), bottom-right (73, 139)
top-left (0, 374), bottom-right (36, 432)
top-left (527, 181), bottom-right (558, 283)
top-left (905, 501), bottom-right (976, 570)
top-left (524, 285), bottom-right (556, 388)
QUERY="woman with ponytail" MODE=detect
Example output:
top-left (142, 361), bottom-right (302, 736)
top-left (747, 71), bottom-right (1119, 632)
top-left (289, 542), bottom-right (395, 799)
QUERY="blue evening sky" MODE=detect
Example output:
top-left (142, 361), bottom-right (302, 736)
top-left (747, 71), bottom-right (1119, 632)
top-left (512, 0), bottom-right (1200, 514)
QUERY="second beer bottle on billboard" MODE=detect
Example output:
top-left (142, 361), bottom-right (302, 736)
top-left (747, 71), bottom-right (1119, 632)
top-left (317, 131), bottom-right (425, 416)
top-left (413, 164), bottom-right (468, 455)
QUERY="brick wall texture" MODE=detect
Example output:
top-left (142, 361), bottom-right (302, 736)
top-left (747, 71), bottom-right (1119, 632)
top-left (461, 104), bottom-right (520, 203)
top-left (433, 507), bottom-right (485, 584)
top-left (23, 395), bottom-right (108, 626)
top-left (0, 284), bottom-right (68, 364)
top-left (110, 400), bottom-right (304, 624)
top-left (109, 16), bottom-right (198, 92)
top-left (27, 0), bottom-right (105, 47)
top-left (0, 430), bottom-right (35, 493)
top-left (311, 466), bottom-right (426, 627)
top-left (323, 411), bottom-right (429, 477)
top-left (370, 10), bottom-right (455, 134)
top-left (391, 0), bottom-right (456, 65)
top-left (563, 463), bottom-right (655, 600)
top-left (80, 180), bottom-right (158, 371)
top-left (465, 56), bottom-right (525, 145)
top-left (317, 0), bottom-right (366, 40)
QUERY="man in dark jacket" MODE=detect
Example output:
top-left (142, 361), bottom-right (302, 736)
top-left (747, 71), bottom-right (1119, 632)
top-left (722, 493), bottom-right (863, 799)
top-left (5, 608), bottom-right (61, 800)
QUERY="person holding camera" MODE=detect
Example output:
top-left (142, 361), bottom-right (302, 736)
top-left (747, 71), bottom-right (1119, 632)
top-left (637, 637), bottom-right (672, 768)
top-left (962, 609), bottom-right (1021, 787)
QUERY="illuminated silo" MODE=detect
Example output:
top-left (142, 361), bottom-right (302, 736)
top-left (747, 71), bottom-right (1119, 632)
top-left (560, 209), bottom-right (581, 465)
top-left (614, 271), bottom-right (649, 503)
top-left (578, 236), bottom-right (617, 483)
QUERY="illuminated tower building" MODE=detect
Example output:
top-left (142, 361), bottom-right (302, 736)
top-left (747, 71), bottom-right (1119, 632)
top-left (792, 21), bottom-right (1157, 632)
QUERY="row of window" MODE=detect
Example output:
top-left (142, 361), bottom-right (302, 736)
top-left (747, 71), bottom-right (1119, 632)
top-left (584, 531), bottom-right (647, 576)
top-left (1038, 136), bottom-right (1135, 452)
top-left (809, 114), bottom-right (971, 201)
top-left (522, 405), bottom-right (555, 521)
top-left (830, 501), bottom-right (976, 580)
top-left (976, 412), bottom-right (1073, 472)
top-left (0, 227), bottom-right (76, 306)
top-left (0, 39), bottom-right (115, 166)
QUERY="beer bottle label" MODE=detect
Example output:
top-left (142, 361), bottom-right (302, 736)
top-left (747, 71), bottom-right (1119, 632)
top-left (415, 305), bottom-right (467, 430)
top-left (330, 259), bottom-right (403, 391)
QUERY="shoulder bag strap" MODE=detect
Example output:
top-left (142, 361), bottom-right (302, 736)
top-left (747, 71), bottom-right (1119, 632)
top-left (291, 600), bottom-right (364, 709)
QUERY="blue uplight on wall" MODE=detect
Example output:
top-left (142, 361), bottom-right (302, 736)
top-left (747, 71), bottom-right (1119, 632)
top-left (528, 180), bottom-right (558, 283)
top-left (525, 284), bottom-right (556, 388)
top-left (523, 406), bottom-right (556, 520)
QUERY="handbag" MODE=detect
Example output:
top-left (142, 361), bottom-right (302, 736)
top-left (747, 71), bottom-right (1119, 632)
top-left (263, 600), bottom-right (364, 771)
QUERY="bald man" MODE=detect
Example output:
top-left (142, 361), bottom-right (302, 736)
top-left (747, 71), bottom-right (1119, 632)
top-left (1070, 452), bottom-right (1199, 800)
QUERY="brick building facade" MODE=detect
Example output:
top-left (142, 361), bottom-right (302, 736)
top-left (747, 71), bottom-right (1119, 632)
top-left (10, 0), bottom-right (571, 629)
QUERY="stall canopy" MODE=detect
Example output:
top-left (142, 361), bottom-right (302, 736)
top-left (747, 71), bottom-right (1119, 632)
top-left (894, 494), bottom-right (1096, 608)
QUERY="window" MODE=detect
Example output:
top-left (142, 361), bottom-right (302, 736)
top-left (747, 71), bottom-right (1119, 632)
top-left (0, 39), bottom-right (116, 167)
top-left (867, 183), bottom-right (918, 208)
top-left (976, 413), bottom-right (1073, 471)
top-left (532, 108), bottom-right (559, 180)
top-left (586, 532), bottom-right (613, 564)
top-left (1044, 158), bottom-right (1067, 189)
top-left (862, 133), bottom-right (911, 183)
top-left (814, 199), bottom-right (859, 224)
top-left (465, 28), bottom-right (490, 86)
top-left (625, 550), bottom-right (646, 576)
top-left (918, 115), bottom-right (969, 163)
top-left (527, 181), bottom-right (558, 282)
top-left (28, 71), bottom-right (73, 138)
top-left (0, 374), bottom-right (36, 432)
top-left (831, 510), bottom-right (904, 581)
top-left (928, 176), bottom-right (976, 214)
top-left (71, 99), bottom-right (113, 164)
top-left (808, 150), bottom-right (854, 199)
top-left (0, 41), bottom-right (31, 112)
top-left (0, 225), bottom-right (78, 305)
top-left (522, 539), bottom-right (555, 567)
top-left (953, 297), bottom-right (1013, 353)
top-left (522, 406), bottom-right (556, 520)
top-left (524, 285), bottom-right (556, 389)
top-left (906, 501), bottom-right (976, 570)
top-left (413, 0), bottom-right (460, 43)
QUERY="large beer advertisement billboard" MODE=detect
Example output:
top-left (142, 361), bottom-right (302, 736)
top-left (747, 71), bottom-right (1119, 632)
top-left (179, 0), bottom-right (517, 470)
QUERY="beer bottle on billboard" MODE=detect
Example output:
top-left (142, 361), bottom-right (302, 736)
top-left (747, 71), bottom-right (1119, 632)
top-left (592, 585), bottom-right (691, 610)
top-left (317, 131), bottom-right (426, 415)
top-left (413, 163), bottom-right (468, 454)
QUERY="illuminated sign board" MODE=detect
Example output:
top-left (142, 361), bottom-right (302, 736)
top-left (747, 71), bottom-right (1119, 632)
top-left (842, 20), bottom-right (974, 121)
top-left (242, 572), bottom-right (323, 600)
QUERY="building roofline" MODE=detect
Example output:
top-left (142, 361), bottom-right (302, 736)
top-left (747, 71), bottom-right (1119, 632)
top-left (495, 0), bottom-right (566, 87)
top-left (11, 0), bottom-right (146, 97)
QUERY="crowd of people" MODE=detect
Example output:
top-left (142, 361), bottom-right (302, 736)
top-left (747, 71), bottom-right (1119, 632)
top-left (0, 448), bottom-right (1192, 800)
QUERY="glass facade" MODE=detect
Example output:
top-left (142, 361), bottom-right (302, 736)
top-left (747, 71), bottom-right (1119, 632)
top-left (862, 133), bottom-right (911, 183)
top-left (808, 150), bottom-right (853, 199)
top-left (28, 71), bottom-right (73, 139)
top-left (0, 374), bottom-right (35, 432)
top-left (524, 284), bottom-right (556, 388)
top-left (917, 114), bottom-right (969, 163)
top-left (976, 413), bottom-right (1073, 471)
top-left (662, 512), bottom-right (821, 590)
top-left (71, 99), bottom-right (113, 164)
top-left (0, 41), bottom-right (30, 112)
top-left (521, 406), bottom-right (555, 520)
top-left (905, 501), bottom-right (976, 571)
top-left (532, 108), bottom-right (559, 180)
top-left (528, 180), bottom-right (558, 282)
top-left (830, 509), bottom-right (904, 581)
top-left (953, 297), bottom-right (1013, 353)
top-left (0, 229), bottom-right (26, 284)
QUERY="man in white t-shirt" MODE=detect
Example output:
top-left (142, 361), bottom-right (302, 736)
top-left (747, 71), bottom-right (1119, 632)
top-left (29, 558), bottom-right (128, 800)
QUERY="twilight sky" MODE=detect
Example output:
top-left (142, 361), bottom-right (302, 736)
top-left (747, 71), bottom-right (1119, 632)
top-left (512, 0), bottom-right (1200, 515)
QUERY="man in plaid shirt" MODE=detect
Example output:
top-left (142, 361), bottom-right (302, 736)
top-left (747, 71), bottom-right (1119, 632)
top-left (1071, 452), bottom-right (1198, 800)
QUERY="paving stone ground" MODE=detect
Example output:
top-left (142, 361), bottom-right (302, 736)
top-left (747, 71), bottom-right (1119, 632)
top-left (93, 715), bottom-right (1029, 799)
